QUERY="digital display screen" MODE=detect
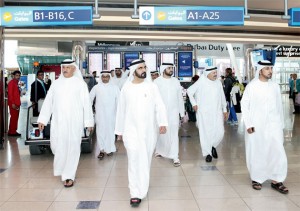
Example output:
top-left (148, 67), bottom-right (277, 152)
top-left (88, 52), bottom-right (103, 74)
top-left (124, 52), bottom-right (139, 70)
top-left (178, 52), bottom-right (193, 77)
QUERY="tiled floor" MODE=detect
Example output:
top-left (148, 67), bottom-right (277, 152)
top-left (1, 94), bottom-right (300, 211)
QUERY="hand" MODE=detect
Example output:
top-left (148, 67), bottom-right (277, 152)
top-left (12, 104), bottom-right (19, 110)
top-left (87, 127), bottom-right (93, 132)
top-left (193, 105), bottom-right (198, 112)
top-left (223, 112), bottom-right (229, 121)
top-left (38, 123), bottom-right (45, 131)
top-left (159, 126), bottom-right (167, 134)
top-left (117, 135), bottom-right (122, 141)
top-left (247, 127), bottom-right (255, 134)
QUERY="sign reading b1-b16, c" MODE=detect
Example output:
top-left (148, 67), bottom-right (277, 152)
top-left (0, 6), bottom-right (93, 27)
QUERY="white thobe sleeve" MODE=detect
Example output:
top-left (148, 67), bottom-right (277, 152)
top-left (115, 89), bottom-right (126, 135)
top-left (89, 86), bottom-right (96, 103)
top-left (177, 82), bottom-right (185, 117)
top-left (115, 86), bottom-right (120, 113)
top-left (187, 80), bottom-right (200, 107)
top-left (276, 85), bottom-right (285, 129)
top-left (37, 85), bottom-right (54, 125)
top-left (153, 84), bottom-right (168, 127)
top-left (220, 84), bottom-right (227, 113)
top-left (241, 85), bottom-right (253, 129)
top-left (82, 85), bottom-right (94, 127)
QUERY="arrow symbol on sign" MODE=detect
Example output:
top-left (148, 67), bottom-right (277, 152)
top-left (143, 11), bottom-right (151, 20)
top-left (182, 60), bottom-right (186, 64)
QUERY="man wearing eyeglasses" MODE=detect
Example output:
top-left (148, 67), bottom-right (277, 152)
top-left (30, 70), bottom-right (48, 116)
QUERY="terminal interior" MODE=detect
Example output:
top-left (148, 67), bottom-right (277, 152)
top-left (1, 0), bottom-right (300, 210)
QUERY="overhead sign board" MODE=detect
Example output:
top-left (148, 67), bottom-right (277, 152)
top-left (139, 6), bottom-right (244, 26)
top-left (0, 6), bottom-right (93, 27)
top-left (288, 8), bottom-right (300, 26)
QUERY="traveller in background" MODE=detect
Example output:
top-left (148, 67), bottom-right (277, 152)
top-left (44, 74), bottom-right (52, 89)
top-left (88, 71), bottom-right (97, 91)
top-left (112, 67), bottom-right (126, 90)
top-left (290, 73), bottom-right (300, 114)
top-left (230, 80), bottom-right (242, 114)
top-left (150, 70), bottom-right (159, 81)
top-left (187, 67), bottom-right (227, 163)
top-left (224, 68), bottom-right (238, 125)
top-left (30, 70), bottom-right (48, 117)
top-left (185, 75), bottom-right (199, 122)
top-left (7, 70), bottom-right (22, 136)
top-left (90, 70), bottom-right (120, 160)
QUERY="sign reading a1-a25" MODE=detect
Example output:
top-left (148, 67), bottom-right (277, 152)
top-left (0, 6), bottom-right (93, 27)
top-left (139, 6), bottom-right (244, 26)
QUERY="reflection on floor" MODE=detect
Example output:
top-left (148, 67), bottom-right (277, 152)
top-left (0, 94), bottom-right (300, 211)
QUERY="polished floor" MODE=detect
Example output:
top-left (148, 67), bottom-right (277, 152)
top-left (1, 94), bottom-right (300, 211)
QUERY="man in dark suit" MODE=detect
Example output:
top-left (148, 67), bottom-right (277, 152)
top-left (30, 70), bottom-right (48, 116)
top-left (44, 74), bottom-right (52, 90)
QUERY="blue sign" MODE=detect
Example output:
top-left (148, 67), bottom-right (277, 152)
top-left (0, 6), bottom-right (93, 27)
top-left (140, 6), bottom-right (244, 26)
top-left (178, 52), bottom-right (193, 77)
top-left (289, 8), bottom-right (300, 26)
top-left (124, 52), bottom-right (139, 70)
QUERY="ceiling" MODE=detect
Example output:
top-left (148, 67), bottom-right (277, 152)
top-left (3, 0), bottom-right (300, 44)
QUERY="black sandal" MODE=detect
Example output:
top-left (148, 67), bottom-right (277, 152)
top-left (271, 182), bottom-right (289, 194)
top-left (252, 181), bottom-right (262, 190)
top-left (64, 179), bottom-right (74, 188)
top-left (98, 152), bottom-right (105, 160)
top-left (107, 152), bottom-right (113, 156)
top-left (130, 198), bottom-right (141, 207)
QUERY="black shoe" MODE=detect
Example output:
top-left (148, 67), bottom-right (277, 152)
top-left (205, 155), bottom-right (212, 162)
top-left (212, 147), bottom-right (218, 159)
top-left (130, 198), bottom-right (141, 207)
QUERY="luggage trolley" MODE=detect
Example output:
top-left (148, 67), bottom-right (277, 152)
top-left (25, 104), bottom-right (94, 155)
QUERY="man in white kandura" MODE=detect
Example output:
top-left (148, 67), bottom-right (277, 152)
top-left (150, 70), bottom-right (159, 81)
top-left (115, 59), bottom-right (168, 207)
top-left (38, 59), bottom-right (94, 188)
top-left (241, 60), bottom-right (288, 194)
top-left (187, 67), bottom-right (228, 162)
top-left (90, 70), bottom-right (120, 160)
top-left (154, 63), bottom-right (185, 167)
top-left (112, 67), bottom-right (127, 90)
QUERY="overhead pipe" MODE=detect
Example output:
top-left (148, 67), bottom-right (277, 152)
top-left (282, 0), bottom-right (290, 20)
top-left (244, 0), bottom-right (250, 19)
top-left (93, 0), bottom-right (100, 19)
top-left (131, 0), bottom-right (139, 19)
